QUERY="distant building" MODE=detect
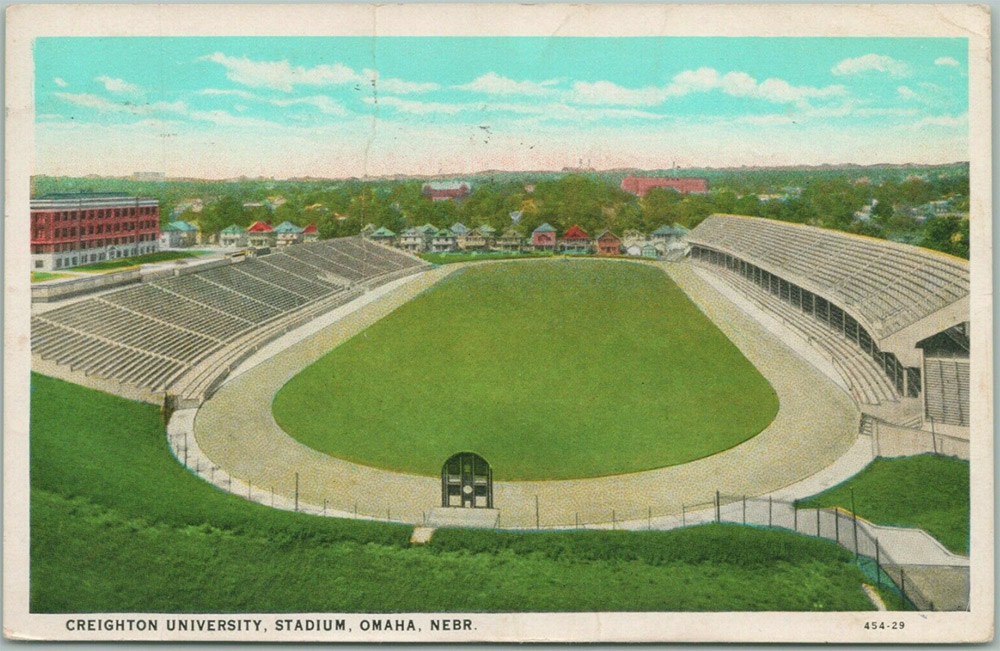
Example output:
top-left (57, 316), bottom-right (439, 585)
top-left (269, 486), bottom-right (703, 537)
top-left (509, 211), bottom-right (523, 224)
top-left (369, 226), bottom-right (397, 245)
top-left (621, 176), bottom-right (709, 197)
top-left (650, 224), bottom-right (686, 245)
top-left (431, 228), bottom-right (457, 252)
top-left (31, 192), bottom-right (160, 270)
top-left (625, 243), bottom-right (643, 257)
top-left (642, 242), bottom-right (659, 259)
top-left (219, 224), bottom-right (248, 248)
top-left (273, 221), bottom-right (304, 247)
top-left (595, 230), bottom-right (622, 256)
top-left (247, 221), bottom-right (276, 248)
top-left (531, 222), bottom-right (557, 251)
top-left (399, 227), bottom-right (427, 252)
top-left (560, 225), bottom-right (591, 253)
top-left (458, 228), bottom-right (488, 251)
top-left (423, 181), bottom-right (472, 202)
top-left (497, 228), bottom-right (523, 252)
top-left (160, 220), bottom-right (198, 249)
top-left (360, 223), bottom-right (377, 238)
top-left (450, 222), bottom-right (470, 236)
top-left (302, 223), bottom-right (319, 243)
top-left (621, 229), bottom-right (647, 248)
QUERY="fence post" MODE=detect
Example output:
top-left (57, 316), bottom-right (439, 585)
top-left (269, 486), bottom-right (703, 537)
top-left (682, 504), bottom-right (686, 527)
top-left (835, 508), bottom-right (840, 543)
top-left (742, 495), bottom-right (746, 525)
top-left (900, 567), bottom-right (906, 598)
top-left (648, 506), bottom-right (652, 530)
top-left (612, 509), bottom-right (616, 530)
top-left (851, 488), bottom-right (859, 562)
top-left (294, 473), bottom-right (299, 512)
top-left (930, 416), bottom-right (938, 455)
top-left (715, 490), bottom-right (721, 522)
top-left (324, 499), bottom-right (327, 517)
top-left (271, 487), bottom-right (274, 507)
top-left (793, 505), bottom-right (798, 532)
top-left (575, 512), bottom-right (579, 528)
top-left (875, 538), bottom-right (881, 588)
top-left (535, 495), bottom-right (540, 529)
top-left (816, 509), bottom-right (821, 537)
top-left (247, 483), bottom-right (251, 500)
top-left (768, 496), bottom-right (772, 527)
top-left (354, 503), bottom-right (358, 516)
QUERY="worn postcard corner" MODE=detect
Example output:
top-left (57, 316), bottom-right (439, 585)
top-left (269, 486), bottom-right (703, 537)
top-left (3, 2), bottom-right (994, 644)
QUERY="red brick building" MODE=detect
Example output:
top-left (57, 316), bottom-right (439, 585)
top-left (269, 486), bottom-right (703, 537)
top-left (531, 222), bottom-right (557, 251)
top-left (620, 176), bottom-right (709, 197)
top-left (595, 230), bottom-right (622, 256)
top-left (422, 181), bottom-right (472, 202)
top-left (31, 193), bottom-right (160, 271)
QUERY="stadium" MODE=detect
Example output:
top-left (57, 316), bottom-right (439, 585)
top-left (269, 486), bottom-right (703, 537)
top-left (30, 214), bottom-right (971, 611)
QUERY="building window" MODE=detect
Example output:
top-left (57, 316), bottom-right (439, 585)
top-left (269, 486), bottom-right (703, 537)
top-left (34, 260), bottom-right (43, 269)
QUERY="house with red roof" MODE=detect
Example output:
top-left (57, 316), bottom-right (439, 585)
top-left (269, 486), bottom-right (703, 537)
top-left (620, 176), bottom-right (709, 197)
top-left (596, 230), bottom-right (622, 256)
top-left (247, 221), bottom-right (275, 248)
top-left (302, 223), bottom-right (319, 243)
top-left (559, 225), bottom-right (591, 253)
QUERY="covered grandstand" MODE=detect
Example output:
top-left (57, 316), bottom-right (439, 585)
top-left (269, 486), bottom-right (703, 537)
top-left (687, 215), bottom-right (970, 432)
top-left (31, 237), bottom-right (427, 405)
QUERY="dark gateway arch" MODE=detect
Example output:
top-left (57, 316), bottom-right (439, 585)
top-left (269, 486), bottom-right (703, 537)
top-left (441, 452), bottom-right (493, 508)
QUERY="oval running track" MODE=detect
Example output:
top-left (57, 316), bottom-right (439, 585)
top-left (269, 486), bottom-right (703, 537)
top-left (192, 260), bottom-right (859, 528)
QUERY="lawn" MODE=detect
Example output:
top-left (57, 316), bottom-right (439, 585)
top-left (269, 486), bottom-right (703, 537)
top-left (273, 260), bottom-right (778, 480)
top-left (30, 271), bottom-right (70, 283)
top-left (30, 372), bottom-right (892, 612)
top-left (418, 251), bottom-right (554, 265)
top-left (796, 455), bottom-right (969, 554)
top-left (70, 249), bottom-right (211, 272)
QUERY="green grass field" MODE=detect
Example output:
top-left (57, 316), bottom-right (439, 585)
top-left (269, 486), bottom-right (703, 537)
top-left (30, 373), bottom-right (895, 612)
top-left (273, 260), bottom-right (778, 480)
top-left (797, 455), bottom-right (969, 554)
top-left (418, 251), bottom-right (554, 265)
top-left (30, 271), bottom-right (70, 283)
top-left (70, 250), bottom-right (210, 272)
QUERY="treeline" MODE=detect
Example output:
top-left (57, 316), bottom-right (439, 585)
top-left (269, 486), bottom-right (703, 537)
top-left (32, 164), bottom-right (970, 258)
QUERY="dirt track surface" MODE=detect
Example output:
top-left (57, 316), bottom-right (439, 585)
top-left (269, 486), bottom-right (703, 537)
top-left (193, 261), bottom-right (859, 527)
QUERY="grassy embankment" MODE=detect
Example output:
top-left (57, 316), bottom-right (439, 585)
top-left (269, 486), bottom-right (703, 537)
top-left (70, 250), bottom-right (211, 272)
top-left (31, 373), bottom-right (893, 612)
top-left (797, 455), bottom-right (969, 555)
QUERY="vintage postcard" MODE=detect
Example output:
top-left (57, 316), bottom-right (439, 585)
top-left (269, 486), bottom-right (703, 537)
top-left (3, 3), bottom-right (993, 643)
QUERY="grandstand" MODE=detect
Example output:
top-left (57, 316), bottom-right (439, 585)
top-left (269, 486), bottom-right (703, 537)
top-left (687, 215), bottom-right (970, 430)
top-left (31, 237), bottom-right (427, 404)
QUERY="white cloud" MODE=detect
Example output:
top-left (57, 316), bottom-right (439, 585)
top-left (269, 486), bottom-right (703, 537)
top-left (906, 113), bottom-right (968, 129)
top-left (199, 52), bottom-right (435, 94)
top-left (569, 80), bottom-right (669, 106)
top-left (934, 57), bottom-right (960, 67)
top-left (55, 92), bottom-right (186, 116)
top-left (187, 109), bottom-right (280, 129)
top-left (53, 77), bottom-right (67, 88)
top-left (198, 88), bottom-right (256, 99)
top-left (831, 54), bottom-right (910, 77)
top-left (454, 72), bottom-right (558, 97)
top-left (270, 95), bottom-right (350, 116)
top-left (897, 85), bottom-right (917, 100)
top-left (364, 96), bottom-right (467, 115)
top-left (569, 68), bottom-right (844, 109)
top-left (364, 69), bottom-right (440, 94)
top-left (736, 114), bottom-right (797, 125)
top-left (95, 76), bottom-right (141, 95)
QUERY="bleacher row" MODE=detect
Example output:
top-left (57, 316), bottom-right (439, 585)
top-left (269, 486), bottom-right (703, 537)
top-left (31, 237), bottom-right (425, 393)
top-left (704, 263), bottom-right (900, 405)
top-left (689, 216), bottom-right (969, 340)
top-left (924, 357), bottom-right (970, 427)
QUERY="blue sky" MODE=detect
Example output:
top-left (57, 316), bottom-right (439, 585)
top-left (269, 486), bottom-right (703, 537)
top-left (35, 37), bottom-right (969, 178)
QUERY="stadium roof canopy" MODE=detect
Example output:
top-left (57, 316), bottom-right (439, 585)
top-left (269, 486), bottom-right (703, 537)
top-left (687, 214), bottom-right (969, 345)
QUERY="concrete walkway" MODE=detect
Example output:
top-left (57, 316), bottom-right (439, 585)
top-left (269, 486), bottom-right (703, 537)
top-left (189, 259), bottom-right (860, 528)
